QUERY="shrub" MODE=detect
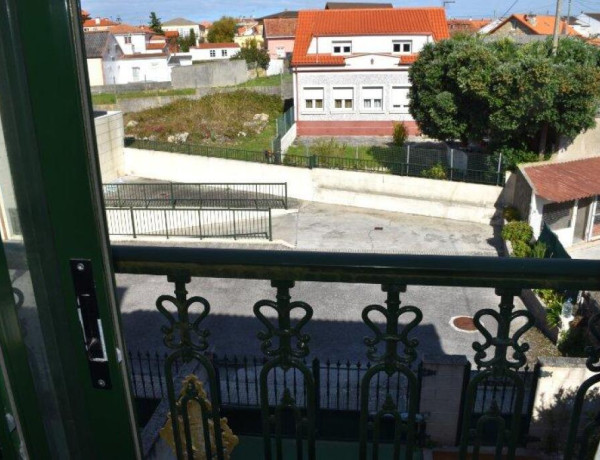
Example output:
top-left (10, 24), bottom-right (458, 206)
top-left (502, 206), bottom-right (521, 222)
top-left (494, 145), bottom-right (540, 171)
top-left (531, 241), bottom-right (547, 259)
top-left (546, 299), bottom-right (563, 329)
top-left (511, 240), bottom-right (532, 258)
top-left (421, 163), bottom-right (447, 180)
top-left (392, 123), bottom-right (408, 146)
top-left (558, 316), bottom-right (588, 357)
top-left (310, 138), bottom-right (348, 158)
top-left (501, 221), bottom-right (533, 244)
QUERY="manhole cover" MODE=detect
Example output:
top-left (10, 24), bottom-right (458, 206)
top-left (451, 316), bottom-right (478, 332)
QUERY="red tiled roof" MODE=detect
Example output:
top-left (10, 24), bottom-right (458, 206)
top-left (263, 18), bottom-right (297, 38)
top-left (399, 54), bottom-right (419, 64)
top-left (150, 35), bottom-right (166, 42)
top-left (83, 18), bottom-right (118, 28)
top-left (489, 14), bottom-right (580, 36)
top-left (447, 19), bottom-right (491, 35)
top-left (147, 43), bottom-right (166, 50)
top-left (107, 24), bottom-right (150, 35)
top-left (292, 8), bottom-right (449, 67)
top-left (192, 43), bottom-right (240, 49)
top-left (521, 157), bottom-right (600, 202)
top-left (164, 30), bottom-right (180, 38)
top-left (122, 53), bottom-right (168, 60)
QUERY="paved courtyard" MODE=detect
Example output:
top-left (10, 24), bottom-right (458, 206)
top-left (116, 201), bottom-right (518, 362)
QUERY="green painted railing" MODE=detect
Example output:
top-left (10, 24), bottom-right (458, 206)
top-left (112, 245), bottom-right (600, 459)
top-left (125, 139), bottom-right (505, 186)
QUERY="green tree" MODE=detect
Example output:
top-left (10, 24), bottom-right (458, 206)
top-left (207, 16), bottom-right (236, 43)
top-left (188, 28), bottom-right (196, 47)
top-left (232, 38), bottom-right (270, 75)
top-left (149, 12), bottom-right (163, 34)
top-left (409, 36), bottom-right (600, 164)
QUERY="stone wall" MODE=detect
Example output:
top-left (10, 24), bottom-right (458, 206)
top-left (172, 60), bottom-right (249, 88)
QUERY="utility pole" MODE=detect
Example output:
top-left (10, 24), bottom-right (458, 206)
top-left (564, 0), bottom-right (573, 35)
top-left (552, 0), bottom-right (563, 55)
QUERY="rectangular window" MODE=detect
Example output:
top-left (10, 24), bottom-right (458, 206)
top-left (393, 41), bottom-right (412, 54)
top-left (362, 87), bottom-right (383, 111)
top-left (543, 201), bottom-right (574, 231)
top-left (276, 46), bottom-right (286, 58)
top-left (332, 87), bottom-right (353, 110)
top-left (124, 36), bottom-right (132, 44)
top-left (332, 41), bottom-right (352, 55)
top-left (304, 87), bottom-right (324, 110)
top-left (132, 67), bottom-right (140, 82)
top-left (221, 49), bottom-right (228, 57)
top-left (210, 50), bottom-right (216, 57)
top-left (391, 86), bottom-right (410, 113)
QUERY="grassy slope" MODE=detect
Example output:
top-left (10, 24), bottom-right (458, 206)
top-left (124, 89), bottom-right (283, 151)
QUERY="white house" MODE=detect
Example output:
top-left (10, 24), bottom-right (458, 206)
top-left (572, 12), bottom-right (600, 37)
top-left (188, 43), bottom-right (240, 62)
top-left (114, 54), bottom-right (172, 84)
top-left (514, 157), bottom-right (600, 248)
top-left (162, 18), bottom-right (201, 45)
top-left (291, 8), bottom-right (450, 136)
top-left (107, 24), bottom-right (155, 55)
top-left (83, 31), bottom-right (123, 86)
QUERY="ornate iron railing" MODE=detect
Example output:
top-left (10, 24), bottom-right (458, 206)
top-left (112, 245), bottom-right (600, 459)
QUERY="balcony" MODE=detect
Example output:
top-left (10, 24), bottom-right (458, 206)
top-left (111, 244), bottom-right (600, 459)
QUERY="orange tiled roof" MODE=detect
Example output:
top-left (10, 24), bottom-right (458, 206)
top-left (448, 19), bottom-right (491, 35)
top-left (399, 54), bottom-right (419, 64)
top-left (147, 43), bottom-right (166, 50)
top-left (490, 14), bottom-right (580, 36)
top-left (521, 156), bottom-right (600, 202)
top-left (107, 24), bottom-right (150, 35)
top-left (264, 18), bottom-right (297, 38)
top-left (164, 30), bottom-right (180, 38)
top-left (83, 18), bottom-right (118, 28)
top-left (292, 8), bottom-right (449, 67)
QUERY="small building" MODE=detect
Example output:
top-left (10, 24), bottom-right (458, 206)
top-left (188, 43), bottom-right (240, 62)
top-left (83, 17), bottom-right (118, 32)
top-left (107, 24), bottom-right (155, 55)
top-left (571, 12), bottom-right (600, 37)
top-left (263, 18), bottom-right (297, 75)
top-left (116, 54), bottom-right (171, 84)
top-left (514, 157), bottom-right (600, 247)
top-left (291, 7), bottom-right (449, 136)
top-left (447, 19), bottom-right (492, 36)
top-left (485, 13), bottom-right (579, 38)
top-left (162, 18), bottom-right (202, 46)
top-left (234, 23), bottom-right (264, 48)
top-left (83, 31), bottom-right (123, 86)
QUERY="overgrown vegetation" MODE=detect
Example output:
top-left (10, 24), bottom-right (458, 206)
top-left (207, 16), bottom-right (236, 43)
top-left (237, 74), bottom-right (292, 88)
top-left (409, 36), bottom-right (600, 169)
top-left (392, 123), bottom-right (408, 146)
top-left (124, 90), bottom-right (283, 149)
top-left (501, 221), bottom-right (533, 245)
top-left (502, 206), bottom-right (521, 222)
top-left (231, 38), bottom-right (270, 74)
top-left (420, 163), bottom-right (447, 180)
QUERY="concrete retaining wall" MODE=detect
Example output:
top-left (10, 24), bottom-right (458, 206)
top-left (95, 85), bottom-right (291, 114)
top-left (123, 148), bottom-right (502, 224)
top-left (172, 61), bottom-right (249, 88)
top-left (280, 123), bottom-right (297, 154)
top-left (95, 111), bottom-right (125, 182)
top-left (520, 289), bottom-right (559, 342)
top-left (90, 81), bottom-right (171, 94)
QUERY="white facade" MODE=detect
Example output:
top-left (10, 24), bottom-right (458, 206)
top-left (573, 13), bottom-right (600, 37)
top-left (114, 57), bottom-right (171, 84)
top-left (188, 46), bottom-right (239, 62)
top-left (163, 24), bottom-right (201, 44)
top-left (307, 34), bottom-right (432, 56)
top-left (113, 33), bottom-right (148, 55)
top-left (294, 69), bottom-right (413, 121)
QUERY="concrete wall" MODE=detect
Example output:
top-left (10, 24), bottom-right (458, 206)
top-left (87, 58), bottom-right (105, 87)
top-left (123, 148), bottom-right (503, 224)
top-left (171, 60), bottom-right (249, 88)
top-left (95, 111), bottom-right (125, 182)
top-left (266, 58), bottom-right (285, 76)
top-left (280, 123), bottom-right (297, 153)
top-left (556, 117), bottom-right (600, 160)
top-left (90, 81), bottom-right (172, 94)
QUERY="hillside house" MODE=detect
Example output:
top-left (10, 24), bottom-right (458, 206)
top-left (188, 43), bottom-right (240, 62)
top-left (291, 7), bottom-right (449, 136)
top-left (83, 31), bottom-right (123, 86)
top-left (263, 18), bottom-right (297, 75)
top-left (485, 13), bottom-right (579, 38)
top-left (162, 18), bottom-right (202, 45)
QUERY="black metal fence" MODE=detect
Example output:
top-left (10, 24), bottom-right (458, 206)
top-left (125, 138), bottom-right (505, 186)
top-left (128, 351), bottom-right (417, 414)
top-left (105, 207), bottom-right (272, 240)
top-left (103, 182), bottom-right (288, 210)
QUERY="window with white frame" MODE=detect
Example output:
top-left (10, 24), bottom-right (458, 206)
top-left (332, 41), bottom-right (352, 55)
top-left (362, 87), bottom-right (383, 110)
top-left (210, 49), bottom-right (216, 57)
top-left (221, 49), bottom-right (228, 57)
top-left (132, 67), bottom-right (140, 82)
top-left (124, 35), bottom-right (132, 44)
top-left (276, 46), bottom-right (286, 58)
top-left (391, 86), bottom-right (410, 113)
top-left (333, 87), bottom-right (353, 110)
top-left (304, 87), bottom-right (324, 110)
top-left (393, 41), bottom-right (412, 54)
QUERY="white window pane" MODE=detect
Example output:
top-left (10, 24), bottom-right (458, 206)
top-left (374, 99), bottom-right (382, 108)
top-left (364, 99), bottom-right (372, 108)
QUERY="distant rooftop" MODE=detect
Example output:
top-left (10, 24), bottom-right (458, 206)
top-left (324, 2), bottom-right (393, 9)
top-left (163, 17), bottom-right (198, 26)
top-left (258, 10), bottom-right (299, 20)
top-left (83, 31), bottom-right (113, 58)
top-left (263, 18), bottom-right (297, 38)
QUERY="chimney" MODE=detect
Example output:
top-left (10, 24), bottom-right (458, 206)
top-left (525, 14), bottom-right (537, 26)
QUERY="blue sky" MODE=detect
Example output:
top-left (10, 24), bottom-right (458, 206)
top-left (82, 0), bottom-right (599, 25)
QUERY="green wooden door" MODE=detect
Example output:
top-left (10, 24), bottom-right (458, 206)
top-left (0, 0), bottom-right (140, 457)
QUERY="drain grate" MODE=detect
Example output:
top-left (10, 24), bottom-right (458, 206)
top-left (451, 316), bottom-right (477, 332)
